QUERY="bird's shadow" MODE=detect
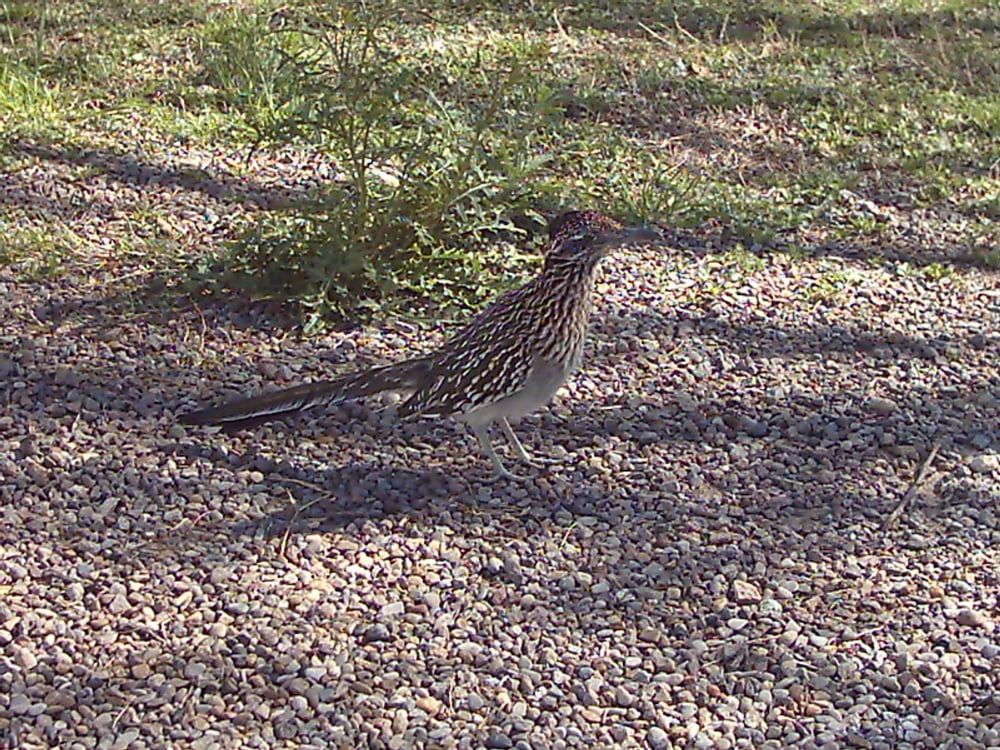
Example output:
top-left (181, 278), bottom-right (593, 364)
top-left (170, 432), bottom-right (596, 544)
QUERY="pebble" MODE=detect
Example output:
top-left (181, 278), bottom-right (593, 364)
top-left (65, 582), bottom-right (85, 601)
top-left (113, 729), bottom-right (140, 749)
top-left (380, 601), bottom-right (405, 618)
top-left (362, 624), bottom-right (392, 643)
top-left (738, 415), bottom-right (769, 437)
top-left (865, 397), bottom-right (898, 415)
top-left (9, 694), bottom-right (31, 715)
top-left (639, 626), bottom-right (661, 643)
top-left (415, 696), bottom-right (441, 714)
top-left (467, 693), bottom-right (485, 711)
top-left (647, 726), bottom-right (670, 750)
top-left (614, 685), bottom-right (635, 707)
top-left (486, 732), bottom-right (513, 749)
top-left (969, 454), bottom-right (998, 473)
top-left (12, 644), bottom-right (38, 671)
top-left (731, 580), bottom-right (762, 604)
top-left (956, 609), bottom-right (990, 628)
top-left (501, 553), bottom-right (524, 584)
top-left (759, 598), bottom-right (782, 615)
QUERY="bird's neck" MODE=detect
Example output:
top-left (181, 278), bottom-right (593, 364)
top-left (541, 254), bottom-right (602, 286)
top-left (537, 257), bottom-right (602, 314)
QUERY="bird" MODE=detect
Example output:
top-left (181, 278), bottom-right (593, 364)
top-left (179, 210), bottom-right (661, 479)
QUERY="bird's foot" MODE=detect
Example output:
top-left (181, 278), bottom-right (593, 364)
top-left (516, 455), bottom-right (554, 471)
top-left (492, 466), bottom-right (534, 481)
top-left (485, 453), bottom-right (538, 481)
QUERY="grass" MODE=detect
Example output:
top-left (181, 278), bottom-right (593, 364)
top-left (0, 0), bottom-right (997, 321)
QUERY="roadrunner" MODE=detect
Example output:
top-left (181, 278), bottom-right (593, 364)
top-left (180, 211), bottom-right (660, 478)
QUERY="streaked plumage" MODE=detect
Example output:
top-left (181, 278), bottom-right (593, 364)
top-left (179, 210), bottom-right (660, 478)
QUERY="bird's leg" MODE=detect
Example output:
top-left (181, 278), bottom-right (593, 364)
top-left (499, 418), bottom-right (550, 468)
top-left (471, 423), bottom-right (529, 481)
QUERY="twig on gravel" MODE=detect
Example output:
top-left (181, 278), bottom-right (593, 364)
top-left (183, 301), bottom-right (209, 349)
top-left (882, 441), bottom-right (941, 532)
top-left (558, 521), bottom-right (579, 550)
top-left (107, 268), bottom-right (159, 285)
top-left (121, 510), bottom-right (213, 555)
top-left (284, 477), bottom-right (334, 495)
top-left (110, 695), bottom-right (136, 730)
top-left (638, 21), bottom-right (673, 45)
top-left (551, 6), bottom-right (569, 37)
top-left (279, 488), bottom-right (323, 559)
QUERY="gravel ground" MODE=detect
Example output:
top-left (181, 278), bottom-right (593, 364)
top-left (1, 139), bottom-right (999, 750)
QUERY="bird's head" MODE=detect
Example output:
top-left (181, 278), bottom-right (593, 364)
top-left (543, 210), bottom-right (660, 270)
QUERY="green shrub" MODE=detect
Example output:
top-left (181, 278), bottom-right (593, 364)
top-left (214, 2), bottom-right (563, 328)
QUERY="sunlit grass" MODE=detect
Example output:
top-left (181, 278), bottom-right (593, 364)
top-left (0, 0), bottom-right (995, 317)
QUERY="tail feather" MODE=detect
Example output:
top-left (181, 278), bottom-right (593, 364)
top-left (179, 358), bottom-right (430, 429)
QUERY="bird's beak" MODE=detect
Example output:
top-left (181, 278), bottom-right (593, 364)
top-left (596, 225), bottom-right (663, 251)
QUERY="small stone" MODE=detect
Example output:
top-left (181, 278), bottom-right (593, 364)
top-left (592, 580), bottom-right (611, 595)
top-left (688, 639), bottom-right (709, 656)
top-left (113, 729), bottom-right (139, 749)
top-left (44, 689), bottom-right (76, 709)
top-left (379, 601), bottom-right (405, 618)
top-left (486, 732), bottom-right (513, 749)
top-left (738, 415), bottom-right (769, 437)
top-left (12, 645), bottom-right (37, 671)
top-left (759, 598), bottom-right (782, 615)
top-left (639, 626), bottom-right (661, 644)
top-left (614, 686), bottom-right (635, 707)
top-left (108, 594), bottom-right (130, 614)
top-left (647, 726), bottom-right (670, 750)
top-left (731, 580), bottom-right (761, 604)
top-left (392, 708), bottom-right (408, 733)
top-left (501, 553), bottom-right (524, 584)
top-left (956, 609), bottom-right (990, 628)
top-left (611, 725), bottom-right (630, 742)
top-left (968, 427), bottom-right (992, 447)
top-left (969, 455), bottom-right (999, 474)
top-left (940, 652), bottom-right (960, 669)
top-left (65, 583), bottom-right (85, 601)
top-left (865, 397), bottom-right (898, 415)
top-left (466, 693), bottom-right (485, 711)
top-left (304, 666), bottom-right (326, 681)
top-left (415, 696), bottom-right (441, 715)
top-left (9, 694), bottom-right (31, 714)
top-left (362, 624), bottom-right (392, 643)
top-left (922, 684), bottom-right (946, 703)
top-left (728, 617), bottom-right (749, 631)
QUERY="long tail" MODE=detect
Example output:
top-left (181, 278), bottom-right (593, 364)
top-left (178, 357), bottom-right (431, 430)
